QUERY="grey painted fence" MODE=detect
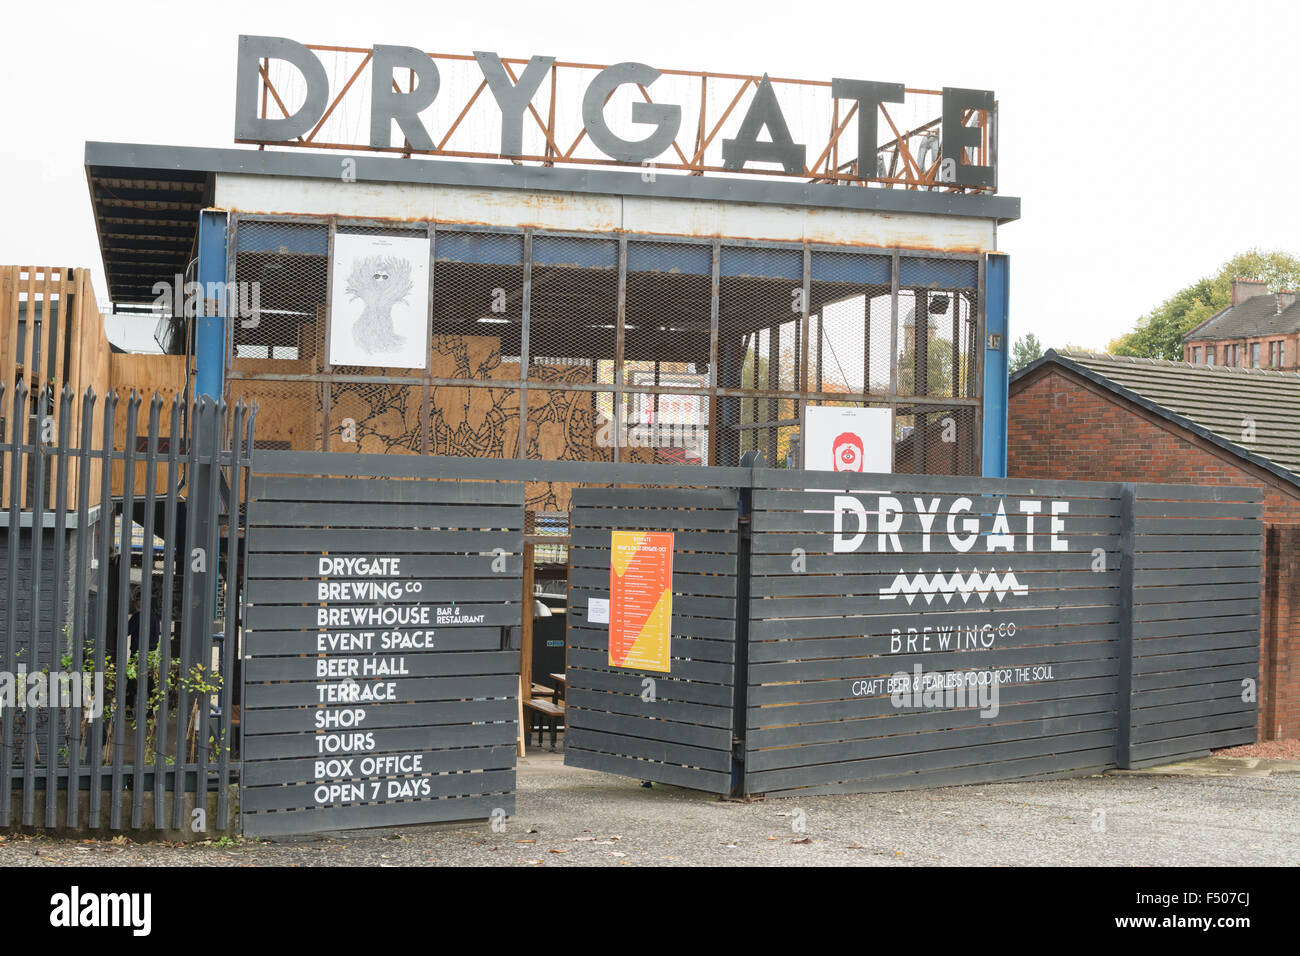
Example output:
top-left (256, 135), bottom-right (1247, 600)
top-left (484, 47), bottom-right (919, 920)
top-left (6, 426), bottom-right (1262, 834)
top-left (1126, 484), bottom-right (1261, 766)
top-left (278, 455), bottom-right (1252, 803)
top-left (741, 472), bottom-right (1261, 796)
top-left (565, 487), bottom-right (741, 794)
top-left (240, 452), bottom-right (525, 837)
top-left (1, 386), bottom-right (251, 833)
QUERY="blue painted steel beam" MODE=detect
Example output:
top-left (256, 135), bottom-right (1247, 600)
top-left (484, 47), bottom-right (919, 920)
top-left (981, 252), bottom-right (1010, 478)
top-left (195, 210), bottom-right (229, 402)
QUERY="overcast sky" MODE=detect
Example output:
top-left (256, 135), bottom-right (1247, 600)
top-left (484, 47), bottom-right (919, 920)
top-left (4, 0), bottom-right (1299, 353)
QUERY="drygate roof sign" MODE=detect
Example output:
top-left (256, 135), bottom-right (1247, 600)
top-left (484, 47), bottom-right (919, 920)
top-left (233, 35), bottom-right (998, 190)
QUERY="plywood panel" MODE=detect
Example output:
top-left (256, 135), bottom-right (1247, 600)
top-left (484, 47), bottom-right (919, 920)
top-left (228, 366), bottom-right (321, 452)
top-left (0, 266), bottom-right (111, 508)
top-left (110, 354), bottom-right (186, 496)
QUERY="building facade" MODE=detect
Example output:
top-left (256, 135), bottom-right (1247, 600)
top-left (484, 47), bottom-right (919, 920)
top-left (1183, 278), bottom-right (1300, 371)
top-left (85, 40), bottom-right (1022, 505)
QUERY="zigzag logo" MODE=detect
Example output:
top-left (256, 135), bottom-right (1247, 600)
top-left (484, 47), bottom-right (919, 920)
top-left (879, 568), bottom-right (1029, 606)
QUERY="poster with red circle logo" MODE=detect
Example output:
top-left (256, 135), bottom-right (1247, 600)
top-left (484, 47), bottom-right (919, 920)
top-left (801, 405), bottom-right (893, 473)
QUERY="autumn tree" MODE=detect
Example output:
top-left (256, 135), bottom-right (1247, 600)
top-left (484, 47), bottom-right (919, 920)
top-left (1109, 249), bottom-right (1300, 360)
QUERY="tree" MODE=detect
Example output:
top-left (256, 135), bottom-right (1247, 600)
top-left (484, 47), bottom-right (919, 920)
top-left (1109, 249), bottom-right (1300, 361)
top-left (896, 332), bottom-right (957, 397)
top-left (1010, 333), bottom-right (1044, 372)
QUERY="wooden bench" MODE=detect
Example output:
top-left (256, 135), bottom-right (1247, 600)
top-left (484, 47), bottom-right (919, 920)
top-left (530, 682), bottom-right (556, 702)
top-left (549, 672), bottom-right (566, 702)
top-left (523, 697), bottom-right (566, 751)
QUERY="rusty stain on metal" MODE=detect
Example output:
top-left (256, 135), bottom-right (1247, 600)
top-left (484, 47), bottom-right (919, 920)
top-left (218, 202), bottom-right (987, 253)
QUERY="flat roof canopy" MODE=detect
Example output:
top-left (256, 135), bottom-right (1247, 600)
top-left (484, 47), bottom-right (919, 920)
top-left (84, 155), bottom-right (211, 306)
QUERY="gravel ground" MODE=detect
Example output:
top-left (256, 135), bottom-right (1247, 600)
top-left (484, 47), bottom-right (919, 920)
top-left (1217, 738), bottom-right (1300, 761)
top-left (1, 753), bottom-right (1297, 867)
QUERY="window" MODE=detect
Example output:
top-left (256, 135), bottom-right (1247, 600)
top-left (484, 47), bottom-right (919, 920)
top-left (1269, 340), bottom-right (1285, 367)
top-left (1251, 343), bottom-right (1261, 367)
top-left (1192, 346), bottom-right (1202, 364)
top-left (1228, 344), bottom-right (1240, 366)
top-left (1206, 346), bottom-right (1216, 365)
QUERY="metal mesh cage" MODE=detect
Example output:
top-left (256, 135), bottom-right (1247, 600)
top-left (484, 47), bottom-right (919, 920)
top-left (231, 219), bottom-right (329, 372)
top-left (717, 244), bottom-right (803, 467)
top-left (896, 256), bottom-right (979, 400)
top-left (225, 379), bottom-right (322, 451)
top-left (624, 240), bottom-right (713, 465)
top-left (619, 390), bottom-right (710, 465)
top-left (226, 214), bottom-right (984, 475)
top-left (528, 235), bottom-right (618, 385)
top-left (432, 229), bottom-right (525, 373)
top-left (808, 250), bottom-right (892, 396)
top-left (894, 404), bottom-right (978, 476)
top-left (430, 383), bottom-right (519, 458)
top-left (327, 381), bottom-right (423, 454)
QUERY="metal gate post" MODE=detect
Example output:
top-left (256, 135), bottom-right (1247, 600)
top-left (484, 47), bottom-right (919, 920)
top-left (730, 454), bottom-right (763, 796)
top-left (1116, 483), bottom-right (1136, 769)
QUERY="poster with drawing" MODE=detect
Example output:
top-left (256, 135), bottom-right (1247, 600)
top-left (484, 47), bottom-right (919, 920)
top-left (328, 232), bottom-right (430, 369)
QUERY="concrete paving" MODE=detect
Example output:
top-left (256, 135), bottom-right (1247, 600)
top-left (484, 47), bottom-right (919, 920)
top-left (1113, 755), bottom-right (1300, 779)
top-left (1, 750), bottom-right (1297, 866)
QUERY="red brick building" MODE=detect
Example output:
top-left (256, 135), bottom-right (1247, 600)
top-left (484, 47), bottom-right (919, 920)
top-left (1183, 277), bottom-right (1300, 371)
top-left (1009, 349), bottom-right (1300, 739)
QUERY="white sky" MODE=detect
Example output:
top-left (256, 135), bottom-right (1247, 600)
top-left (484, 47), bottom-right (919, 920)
top-left (4, 0), bottom-right (1299, 353)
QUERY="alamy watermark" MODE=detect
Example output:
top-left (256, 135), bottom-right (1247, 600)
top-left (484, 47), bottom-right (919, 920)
top-left (885, 664), bottom-right (1001, 718)
top-left (593, 411), bottom-right (706, 453)
top-left (0, 667), bottom-right (104, 719)
top-left (152, 275), bottom-right (261, 328)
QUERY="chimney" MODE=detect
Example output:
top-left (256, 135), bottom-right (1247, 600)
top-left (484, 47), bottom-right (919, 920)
top-left (1232, 277), bottom-right (1269, 306)
top-left (1277, 290), bottom-right (1297, 312)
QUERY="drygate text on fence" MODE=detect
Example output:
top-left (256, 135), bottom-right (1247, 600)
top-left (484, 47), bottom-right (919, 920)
top-left (3, 417), bottom-right (1262, 835)
top-left (739, 474), bottom-right (1260, 794)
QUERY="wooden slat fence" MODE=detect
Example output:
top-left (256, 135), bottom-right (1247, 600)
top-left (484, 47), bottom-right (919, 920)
top-left (740, 472), bottom-right (1261, 796)
top-left (240, 453), bottom-right (526, 837)
top-left (1125, 483), bottom-right (1262, 765)
top-left (565, 487), bottom-right (740, 794)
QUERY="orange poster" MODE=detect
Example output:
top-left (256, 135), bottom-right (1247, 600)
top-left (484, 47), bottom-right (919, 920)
top-left (608, 531), bottom-right (674, 673)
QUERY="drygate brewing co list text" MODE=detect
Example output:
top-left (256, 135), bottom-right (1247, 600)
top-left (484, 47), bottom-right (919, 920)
top-left (312, 554), bottom-right (443, 804)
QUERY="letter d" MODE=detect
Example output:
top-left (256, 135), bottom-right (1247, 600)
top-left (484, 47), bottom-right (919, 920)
top-left (833, 495), bottom-right (868, 553)
top-left (234, 36), bottom-right (329, 141)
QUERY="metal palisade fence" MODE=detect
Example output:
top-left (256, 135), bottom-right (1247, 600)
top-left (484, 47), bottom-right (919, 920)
top-left (0, 384), bottom-right (254, 833)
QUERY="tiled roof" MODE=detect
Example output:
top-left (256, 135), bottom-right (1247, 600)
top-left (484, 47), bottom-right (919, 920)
top-left (1012, 349), bottom-right (1300, 482)
top-left (1184, 294), bottom-right (1300, 340)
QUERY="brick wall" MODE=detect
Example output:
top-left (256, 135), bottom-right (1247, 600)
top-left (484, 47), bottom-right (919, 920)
top-left (1009, 367), bottom-right (1300, 525)
top-left (1264, 526), bottom-right (1300, 739)
top-left (1009, 365), bottom-right (1300, 738)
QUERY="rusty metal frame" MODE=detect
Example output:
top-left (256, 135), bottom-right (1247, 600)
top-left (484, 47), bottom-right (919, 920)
top-left (240, 46), bottom-right (994, 194)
